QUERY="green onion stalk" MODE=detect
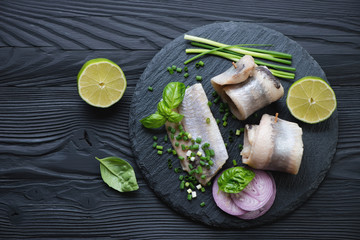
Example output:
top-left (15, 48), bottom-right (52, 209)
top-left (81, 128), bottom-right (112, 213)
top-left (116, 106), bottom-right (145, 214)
top-left (184, 34), bottom-right (295, 79)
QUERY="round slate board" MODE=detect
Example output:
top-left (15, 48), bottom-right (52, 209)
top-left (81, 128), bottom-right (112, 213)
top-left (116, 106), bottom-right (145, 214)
top-left (129, 22), bottom-right (338, 228)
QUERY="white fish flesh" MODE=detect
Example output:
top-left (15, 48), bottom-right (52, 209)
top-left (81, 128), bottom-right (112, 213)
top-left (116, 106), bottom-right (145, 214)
top-left (241, 114), bottom-right (303, 175)
top-left (166, 83), bottom-right (228, 185)
top-left (211, 55), bottom-right (284, 120)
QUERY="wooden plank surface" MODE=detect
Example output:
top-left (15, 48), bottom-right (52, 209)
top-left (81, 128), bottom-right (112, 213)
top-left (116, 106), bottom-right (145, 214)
top-left (0, 0), bottom-right (359, 239)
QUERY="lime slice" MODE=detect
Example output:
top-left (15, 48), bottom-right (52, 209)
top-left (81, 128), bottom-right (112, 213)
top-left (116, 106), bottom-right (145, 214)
top-left (77, 58), bottom-right (127, 108)
top-left (286, 76), bottom-right (336, 124)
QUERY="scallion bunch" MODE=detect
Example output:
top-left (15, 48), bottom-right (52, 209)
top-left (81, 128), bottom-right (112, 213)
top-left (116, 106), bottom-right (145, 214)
top-left (184, 34), bottom-right (295, 79)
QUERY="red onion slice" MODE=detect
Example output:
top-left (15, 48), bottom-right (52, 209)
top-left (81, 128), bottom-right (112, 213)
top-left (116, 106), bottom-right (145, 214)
top-left (237, 172), bottom-right (276, 219)
top-left (212, 172), bottom-right (247, 216)
top-left (231, 169), bottom-right (273, 211)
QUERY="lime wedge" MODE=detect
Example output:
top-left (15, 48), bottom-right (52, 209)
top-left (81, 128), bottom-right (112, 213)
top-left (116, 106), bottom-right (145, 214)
top-left (286, 76), bottom-right (336, 124)
top-left (77, 58), bottom-right (127, 108)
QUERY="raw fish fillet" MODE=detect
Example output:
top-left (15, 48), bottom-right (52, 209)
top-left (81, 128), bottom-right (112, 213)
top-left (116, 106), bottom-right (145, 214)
top-left (241, 114), bottom-right (303, 174)
top-left (166, 83), bottom-right (228, 185)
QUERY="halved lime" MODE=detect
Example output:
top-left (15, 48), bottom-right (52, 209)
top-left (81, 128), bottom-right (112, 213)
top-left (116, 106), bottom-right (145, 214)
top-left (286, 76), bottom-right (337, 124)
top-left (77, 58), bottom-right (127, 108)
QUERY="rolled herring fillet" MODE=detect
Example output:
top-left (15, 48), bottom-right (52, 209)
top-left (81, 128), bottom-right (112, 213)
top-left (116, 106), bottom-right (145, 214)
top-left (241, 114), bottom-right (304, 174)
top-left (166, 83), bottom-right (228, 185)
top-left (211, 55), bottom-right (284, 120)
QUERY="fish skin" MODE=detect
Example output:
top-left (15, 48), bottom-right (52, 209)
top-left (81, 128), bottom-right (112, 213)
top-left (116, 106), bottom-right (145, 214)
top-left (241, 114), bottom-right (303, 175)
top-left (166, 83), bottom-right (228, 185)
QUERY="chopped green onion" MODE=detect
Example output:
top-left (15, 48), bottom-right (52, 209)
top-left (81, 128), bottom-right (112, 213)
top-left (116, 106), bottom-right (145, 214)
top-left (216, 119), bottom-right (220, 124)
top-left (236, 129), bottom-right (241, 135)
top-left (184, 72), bottom-right (189, 78)
top-left (172, 150), bottom-right (177, 155)
top-left (239, 144), bottom-right (243, 150)
top-left (184, 67), bottom-right (188, 72)
top-left (189, 164), bottom-right (194, 170)
top-left (200, 160), bottom-right (205, 166)
top-left (157, 150), bottom-right (163, 155)
top-left (148, 86), bottom-right (153, 91)
top-left (164, 135), bottom-right (168, 142)
top-left (175, 142), bottom-right (179, 147)
top-left (156, 145), bottom-right (163, 150)
top-left (197, 166), bottom-right (203, 174)
top-left (208, 160), bottom-right (214, 166)
top-left (153, 136), bottom-right (158, 141)
top-left (176, 67), bottom-right (182, 73)
top-left (172, 65), bottom-right (177, 70)
top-left (208, 101), bottom-right (213, 107)
top-left (185, 182), bottom-right (190, 187)
top-left (200, 202), bottom-right (205, 207)
top-left (203, 142), bottom-right (210, 149)
top-left (187, 194), bottom-right (192, 201)
top-left (209, 149), bottom-right (215, 157)
top-left (233, 159), bottom-right (237, 166)
top-left (196, 137), bottom-right (202, 144)
top-left (192, 144), bottom-right (199, 150)
top-left (179, 175), bottom-right (184, 181)
top-left (196, 75), bottom-right (202, 81)
top-left (152, 142), bottom-right (157, 149)
top-left (223, 121), bottom-right (228, 127)
top-left (167, 67), bottom-right (174, 74)
top-left (180, 180), bottom-right (185, 189)
top-left (167, 148), bottom-right (172, 153)
top-left (178, 156), bottom-right (185, 161)
top-left (206, 118), bottom-right (210, 124)
top-left (201, 174), bottom-right (206, 179)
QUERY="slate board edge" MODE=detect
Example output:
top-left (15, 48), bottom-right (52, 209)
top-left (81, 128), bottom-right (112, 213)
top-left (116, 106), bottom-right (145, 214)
top-left (129, 21), bottom-right (338, 229)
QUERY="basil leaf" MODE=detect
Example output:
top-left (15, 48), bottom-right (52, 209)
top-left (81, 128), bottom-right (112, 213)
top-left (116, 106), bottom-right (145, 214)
top-left (140, 113), bottom-right (167, 128)
top-left (162, 82), bottom-right (186, 109)
top-left (96, 156), bottom-right (139, 192)
top-left (167, 111), bottom-right (184, 123)
top-left (157, 100), bottom-right (172, 118)
top-left (217, 167), bottom-right (255, 193)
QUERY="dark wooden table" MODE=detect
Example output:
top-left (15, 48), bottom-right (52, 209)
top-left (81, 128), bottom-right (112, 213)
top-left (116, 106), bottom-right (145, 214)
top-left (1, 0), bottom-right (359, 239)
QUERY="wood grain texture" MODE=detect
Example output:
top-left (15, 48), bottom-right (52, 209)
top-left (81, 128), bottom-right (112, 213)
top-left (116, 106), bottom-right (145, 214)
top-left (0, 0), bottom-right (359, 238)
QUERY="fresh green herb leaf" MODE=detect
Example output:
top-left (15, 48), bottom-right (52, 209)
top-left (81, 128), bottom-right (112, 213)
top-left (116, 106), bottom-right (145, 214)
top-left (162, 82), bottom-right (186, 109)
top-left (140, 113), bottom-right (167, 128)
top-left (157, 100), bottom-right (172, 118)
top-left (96, 156), bottom-right (139, 192)
top-left (217, 167), bottom-right (255, 193)
top-left (167, 111), bottom-right (184, 123)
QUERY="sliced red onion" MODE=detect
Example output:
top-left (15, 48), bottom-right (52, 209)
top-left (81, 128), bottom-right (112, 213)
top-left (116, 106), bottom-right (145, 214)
top-left (237, 172), bottom-right (276, 219)
top-left (212, 172), bottom-right (247, 216)
top-left (231, 169), bottom-right (273, 211)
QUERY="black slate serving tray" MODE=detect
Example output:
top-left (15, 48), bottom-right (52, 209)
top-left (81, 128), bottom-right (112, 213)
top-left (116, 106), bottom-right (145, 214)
top-left (129, 22), bottom-right (338, 228)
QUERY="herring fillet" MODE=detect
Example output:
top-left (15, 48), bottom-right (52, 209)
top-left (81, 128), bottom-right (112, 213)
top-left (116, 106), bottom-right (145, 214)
top-left (166, 83), bottom-right (228, 185)
top-left (211, 55), bottom-right (284, 120)
top-left (241, 114), bottom-right (304, 175)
